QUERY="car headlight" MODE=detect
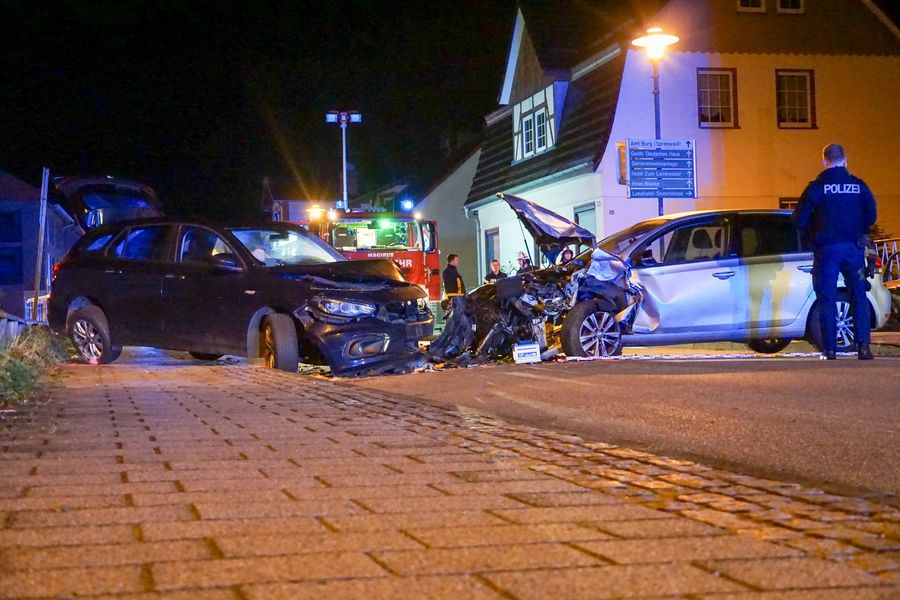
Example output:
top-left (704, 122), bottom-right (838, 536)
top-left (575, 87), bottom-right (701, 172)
top-left (315, 298), bottom-right (377, 318)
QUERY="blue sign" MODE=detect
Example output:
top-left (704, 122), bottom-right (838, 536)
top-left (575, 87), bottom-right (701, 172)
top-left (626, 139), bottom-right (697, 199)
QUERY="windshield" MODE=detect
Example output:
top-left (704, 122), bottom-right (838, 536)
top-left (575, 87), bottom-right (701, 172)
top-left (597, 219), bottom-right (665, 258)
top-left (331, 219), bottom-right (423, 251)
top-left (230, 227), bottom-right (344, 266)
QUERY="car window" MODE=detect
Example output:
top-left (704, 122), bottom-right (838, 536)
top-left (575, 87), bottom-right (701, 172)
top-left (598, 219), bottom-right (664, 258)
top-left (738, 215), bottom-right (802, 257)
top-left (179, 227), bottom-right (235, 265)
top-left (84, 233), bottom-right (113, 253)
top-left (230, 227), bottom-right (343, 266)
top-left (639, 218), bottom-right (732, 266)
top-left (111, 226), bottom-right (170, 261)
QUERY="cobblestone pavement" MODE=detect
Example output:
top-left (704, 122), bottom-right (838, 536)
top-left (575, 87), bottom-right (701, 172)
top-left (0, 358), bottom-right (898, 599)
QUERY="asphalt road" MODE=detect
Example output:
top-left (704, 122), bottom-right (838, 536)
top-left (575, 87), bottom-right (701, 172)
top-left (346, 356), bottom-right (900, 497)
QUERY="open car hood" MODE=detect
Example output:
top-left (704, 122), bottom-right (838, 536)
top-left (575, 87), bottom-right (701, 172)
top-left (55, 175), bottom-right (164, 231)
top-left (498, 194), bottom-right (596, 259)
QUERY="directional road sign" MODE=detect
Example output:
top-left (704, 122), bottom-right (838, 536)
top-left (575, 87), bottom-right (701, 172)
top-left (626, 138), bottom-right (697, 199)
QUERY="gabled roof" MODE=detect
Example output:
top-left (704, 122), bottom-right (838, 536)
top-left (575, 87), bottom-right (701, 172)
top-left (468, 48), bottom-right (626, 206)
top-left (0, 171), bottom-right (40, 202)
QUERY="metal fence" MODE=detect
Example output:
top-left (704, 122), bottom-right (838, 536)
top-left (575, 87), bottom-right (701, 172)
top-left (875, 238), bottom-right (900, 289)
top-left (0, 314), bottom-right (27, 350)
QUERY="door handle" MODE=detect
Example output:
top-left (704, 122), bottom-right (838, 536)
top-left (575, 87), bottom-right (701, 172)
top-left (104, 269), bottom-right (122, 275)
top-left (797, 265), bottom-right (813, 273)
top-left (712, 271), bottom-right (735, 280)
top-left (164, 273), bottom-right (185, 280)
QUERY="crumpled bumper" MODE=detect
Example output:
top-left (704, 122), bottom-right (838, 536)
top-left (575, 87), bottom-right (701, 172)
top-left (304, 317), bottom-right (433, 376)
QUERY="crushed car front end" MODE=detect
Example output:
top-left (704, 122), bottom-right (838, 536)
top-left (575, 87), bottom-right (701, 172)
top-left (293, 285), bottom-right (433, 376)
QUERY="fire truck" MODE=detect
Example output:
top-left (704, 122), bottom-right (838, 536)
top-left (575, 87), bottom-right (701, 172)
top-left (295, 209), bottom-right (442, 301)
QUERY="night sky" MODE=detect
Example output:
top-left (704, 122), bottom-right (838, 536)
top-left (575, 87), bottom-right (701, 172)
top-left (1, 1), bottom-right (515, 219)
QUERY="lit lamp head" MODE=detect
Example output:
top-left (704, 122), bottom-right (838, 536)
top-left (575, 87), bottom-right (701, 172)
top-left (400, 199), bottom-right (414, 212)
top-left (307, 205), bottom-right (324, 221)
top-left (326, 208), bottom-right (337, 221)
top-left (631, 27), bottom-right (679, 61)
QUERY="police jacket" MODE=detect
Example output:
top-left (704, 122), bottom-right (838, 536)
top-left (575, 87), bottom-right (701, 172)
top-left (442, 265), bottom-right (465, 296)
top-left (792, 166), bottom-right (876, 248)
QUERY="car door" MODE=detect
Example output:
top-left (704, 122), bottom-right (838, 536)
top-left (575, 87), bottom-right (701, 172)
top-left (630, 215), bottom-right (747, 335)
top-left (162, 225), bottom-right (248, 353)
top-left (736, 213), bottom-right (814, 333)
top-left (102, 224), bottom-right (174, 347)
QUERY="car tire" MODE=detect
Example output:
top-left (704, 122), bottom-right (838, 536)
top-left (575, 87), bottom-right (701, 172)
top-left (746, 338), bottom-right (791, 354)
top-left (262, 313), bottom-right (299, 372)
top-left (67, 306), bottom-right (121, 364)
top-left (806, 290), bottom-right (861, 352)
top-left (189, 352), bottom-right (223, 361)
top-left (561, 299), bottom-right (623, 358)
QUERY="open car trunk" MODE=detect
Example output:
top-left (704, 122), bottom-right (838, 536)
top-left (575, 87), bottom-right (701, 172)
top-left (55, 176), bottom-right (164, 232)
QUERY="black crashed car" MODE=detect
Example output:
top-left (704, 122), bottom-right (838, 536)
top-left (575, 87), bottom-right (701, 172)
top-left (48, 218), bottom-right (433, 376)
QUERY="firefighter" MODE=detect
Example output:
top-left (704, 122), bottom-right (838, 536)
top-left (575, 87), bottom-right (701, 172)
top-left (483, 259), bottom-right (507, 284)
top-left (441, 253), bottom-right (466, 312)
top-left (515, 251), bottom-right (534, 274)
top-left (793, 143), bottom-right (877, 360)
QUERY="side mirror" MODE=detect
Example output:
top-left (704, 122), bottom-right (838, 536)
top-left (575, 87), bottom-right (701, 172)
top-left (635, 248), bottom-right (657, 266)
top-left (211, 253), bottom-right (242, 272)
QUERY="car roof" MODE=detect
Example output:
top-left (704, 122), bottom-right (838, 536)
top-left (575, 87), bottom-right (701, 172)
top-left (84, 217), bottom-right (305, 235)
top-left (652, 209), bottom-right (793, 222)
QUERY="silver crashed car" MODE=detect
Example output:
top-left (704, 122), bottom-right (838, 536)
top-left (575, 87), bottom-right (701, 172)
top-left (569, 209), bottom-right (893, 356)
top-left (436, 197), bottom-right (892, 361)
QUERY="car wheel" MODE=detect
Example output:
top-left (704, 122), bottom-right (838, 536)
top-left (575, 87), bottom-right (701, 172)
top-left (261, 313), bottom-right (299, 372)
top-left (67, 306), bottom-right (121, 364)
top-left (807, 291), bottom-right (859, 352)
top-left (189, 352), bottom-right (223, 361)
top-left (561, 299), bottom-right (623, 358)
top-left (746, 338), bottom-right (791, 354)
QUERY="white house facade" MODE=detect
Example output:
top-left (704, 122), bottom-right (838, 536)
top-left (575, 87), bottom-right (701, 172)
top-left (465, 0), bottom-right (900, 281)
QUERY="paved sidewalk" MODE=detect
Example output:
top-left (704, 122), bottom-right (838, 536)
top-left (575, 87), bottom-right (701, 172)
top-left (0, 359), bottom-right (897, 599)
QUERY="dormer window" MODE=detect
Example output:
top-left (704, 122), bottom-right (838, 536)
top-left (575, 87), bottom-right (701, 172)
top-left (512, 84), bottom-right (559, 162)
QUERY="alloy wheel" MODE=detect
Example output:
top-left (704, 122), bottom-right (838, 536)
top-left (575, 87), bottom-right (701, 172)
top-left (72, 319), bottom-right (103, 361)
top-left (579, 311), bottom-right (619, 357)
top-left (835, 300), bottom-right (854, 348)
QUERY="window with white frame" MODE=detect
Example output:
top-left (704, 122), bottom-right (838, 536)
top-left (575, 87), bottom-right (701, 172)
top-left (737, 0), bottom-right (765, 12)
top-left (523, 117), bottom-right (535, 157)
top-left (534, 110), bottom-right (547, 151)
top-left (512, 84), bottom-right (558, 162)
top-left (776, 69), bottom-right (816, 128)
top-left (697, 68), bottom-right (738, 128)
top-left (777, 0), bottom-right (803, 13)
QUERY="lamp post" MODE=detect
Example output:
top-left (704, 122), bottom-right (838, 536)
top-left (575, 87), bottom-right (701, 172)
top-left (631, 27), bottom-right (679, 218)
top-left (325, 110), bottom-right (362, 210)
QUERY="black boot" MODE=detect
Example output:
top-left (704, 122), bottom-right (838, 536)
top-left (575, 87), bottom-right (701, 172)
top-left (820, 350), bottom-right (836, 360)
top-left (857, 344), bottom-right (874, 360)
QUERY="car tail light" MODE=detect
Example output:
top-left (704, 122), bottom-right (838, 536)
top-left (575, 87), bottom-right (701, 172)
top-left (51, 263), bottom-right (60, 281)
top-left (874, 256), bottom-right (883, 270)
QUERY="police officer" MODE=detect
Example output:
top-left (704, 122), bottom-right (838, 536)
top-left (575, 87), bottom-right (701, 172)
top-left (441, 253), bottom-right (466, 309)
top-left (793, 143), bottom-right (877, 360)
top-left (483, 259), bottom-right (506, 284)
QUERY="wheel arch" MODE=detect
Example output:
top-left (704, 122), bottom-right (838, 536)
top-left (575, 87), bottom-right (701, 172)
top-left (804, 287), bottom-right (878, 336)
top-left (245, 307), bottom-right (304, 359)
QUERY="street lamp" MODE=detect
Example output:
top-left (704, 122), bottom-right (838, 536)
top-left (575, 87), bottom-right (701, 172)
top-left (632, 27), bottom-right (679, 217)
top-left (325, 110), bottom-right (362, 210)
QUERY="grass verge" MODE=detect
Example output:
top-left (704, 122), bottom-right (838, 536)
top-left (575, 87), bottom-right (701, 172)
top-left (0, 326), bottom-right (71, 407)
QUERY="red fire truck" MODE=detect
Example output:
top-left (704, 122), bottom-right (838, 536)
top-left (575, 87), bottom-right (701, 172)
top-left (298, 210), bottom-right (442, 301)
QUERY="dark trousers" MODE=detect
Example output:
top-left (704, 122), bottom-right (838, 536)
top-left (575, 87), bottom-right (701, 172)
top-left (812, 242), bottom-right (870, 351)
